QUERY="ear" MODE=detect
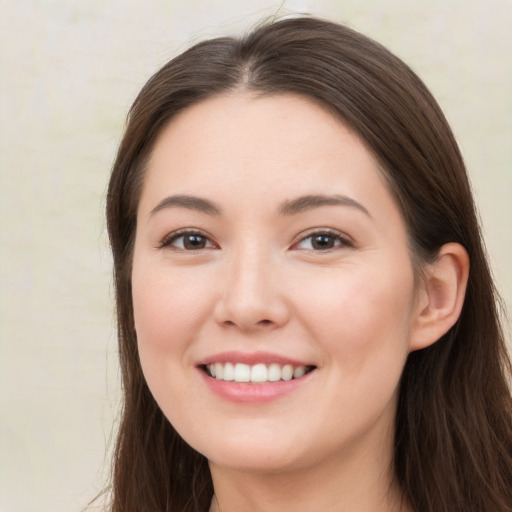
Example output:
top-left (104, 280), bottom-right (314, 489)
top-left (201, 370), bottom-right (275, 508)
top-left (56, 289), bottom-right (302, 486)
top-left (409, 243), bottom-right (469, 352)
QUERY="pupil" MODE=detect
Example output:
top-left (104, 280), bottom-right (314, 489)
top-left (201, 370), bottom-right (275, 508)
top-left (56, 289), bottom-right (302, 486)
top-left (312, 235), bottom-right (333, 249)
top-left (184, 235), bottom-right (205, 249)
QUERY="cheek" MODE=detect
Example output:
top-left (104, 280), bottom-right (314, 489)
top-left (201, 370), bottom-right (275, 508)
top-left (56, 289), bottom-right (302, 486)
top-left (296, 262), bottom-right (415, 424)
top-left (292, 260), bottom-right (416, 362)
top-left (132, 264), bottom-right (211, 351)
top-left (131, 267), bottom-right (217, 432)
top-left (131, 261), bottom-right (213, 405)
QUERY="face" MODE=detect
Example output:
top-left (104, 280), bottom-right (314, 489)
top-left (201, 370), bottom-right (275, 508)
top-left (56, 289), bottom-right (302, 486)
top-left (132, 93), bottom-right (422, 474)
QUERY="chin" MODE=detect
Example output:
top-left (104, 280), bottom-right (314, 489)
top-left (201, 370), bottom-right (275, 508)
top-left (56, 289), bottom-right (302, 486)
top-left (206, 446), bottom-right (303, 474)
top-left (187, 425), bottom-right (319, 474)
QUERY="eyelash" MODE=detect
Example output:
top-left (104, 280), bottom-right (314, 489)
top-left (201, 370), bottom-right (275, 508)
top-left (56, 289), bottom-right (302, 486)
top-left (291, 229), bottom-right (354, 251)
top-left (158, 229), bottom-right (217, 251)
top-left (158, 229), bottom-right (354, 252)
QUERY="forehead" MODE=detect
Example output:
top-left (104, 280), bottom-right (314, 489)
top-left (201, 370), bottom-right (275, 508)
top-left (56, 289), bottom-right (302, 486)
top-left (139, 92), bottom-right (396, 220)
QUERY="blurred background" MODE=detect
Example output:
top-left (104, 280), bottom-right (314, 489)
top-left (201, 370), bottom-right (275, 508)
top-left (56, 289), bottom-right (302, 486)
top-left (0, 0), bottom-right (510, 510)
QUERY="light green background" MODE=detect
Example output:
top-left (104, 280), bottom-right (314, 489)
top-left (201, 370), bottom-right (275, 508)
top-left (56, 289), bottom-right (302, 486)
top-left (1, 1), bottom-right (511, 510)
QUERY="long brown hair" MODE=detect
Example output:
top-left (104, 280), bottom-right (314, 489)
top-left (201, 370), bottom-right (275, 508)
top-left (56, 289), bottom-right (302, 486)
top-left (105, 16), bottom-right (512, 511)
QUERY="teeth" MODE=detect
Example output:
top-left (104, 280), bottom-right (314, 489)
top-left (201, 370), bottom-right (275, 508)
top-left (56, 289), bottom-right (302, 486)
top-left (293, 366), bottom-right (306, 379)
top-left (206, 362), bottom-right (311, 383)
top-left (224, 362), bottom-right (235, 381)
top-left (251, 363), bottom-right (267, 383)
top-left (268, 363), bottom-right (281, 382)
top-left (281, 364), bottom-right (294, 381)
top-left (214, 362), bottom-right (224, 380)
top-left (234, 363), bottom-right (251, 382)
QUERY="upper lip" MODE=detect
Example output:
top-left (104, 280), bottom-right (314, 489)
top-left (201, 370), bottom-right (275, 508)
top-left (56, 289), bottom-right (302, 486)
top-left (197, 351), bottom-right (315, 367)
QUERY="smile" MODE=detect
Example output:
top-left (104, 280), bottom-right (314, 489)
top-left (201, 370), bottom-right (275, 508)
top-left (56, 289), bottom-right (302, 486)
top-left (204, 362), bottom-right (315, 383)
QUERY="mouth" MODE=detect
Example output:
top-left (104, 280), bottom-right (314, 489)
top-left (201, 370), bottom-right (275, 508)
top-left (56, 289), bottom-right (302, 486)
top-left (201, 362), bottom-right (316, 384)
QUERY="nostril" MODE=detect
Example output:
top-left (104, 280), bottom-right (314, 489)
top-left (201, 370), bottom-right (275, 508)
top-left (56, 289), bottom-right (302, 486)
top-left (257, 319), bottom-right (273, 326)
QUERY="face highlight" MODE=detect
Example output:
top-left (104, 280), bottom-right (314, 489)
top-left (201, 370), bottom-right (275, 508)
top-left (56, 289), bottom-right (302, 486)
top-left (131, 93), bottom-right (422, 475)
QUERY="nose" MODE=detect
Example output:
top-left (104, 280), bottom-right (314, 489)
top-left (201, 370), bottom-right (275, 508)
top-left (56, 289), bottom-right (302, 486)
top-left (213, 248), bottom-right (290, 332)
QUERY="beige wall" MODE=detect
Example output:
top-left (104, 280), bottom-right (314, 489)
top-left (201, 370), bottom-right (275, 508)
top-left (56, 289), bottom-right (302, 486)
top-left (0, 1), bottom-right (510, 510)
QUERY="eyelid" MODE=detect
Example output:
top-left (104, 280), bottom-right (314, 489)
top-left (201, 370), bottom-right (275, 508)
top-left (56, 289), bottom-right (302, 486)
top-left (290, 228), bottom-right (355, 251)
top-left (158, 228), bottom-right (219, 250)
top-left (157, 227), bottom-right (353, 251)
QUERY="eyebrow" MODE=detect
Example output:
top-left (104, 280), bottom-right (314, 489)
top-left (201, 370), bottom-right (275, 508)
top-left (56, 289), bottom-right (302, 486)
top-left (149, 193), bottom-right (370, 218)
top-left (150, 195), bottom-right (221, 217)
top-left (278, 194), bottom-right (371, 217)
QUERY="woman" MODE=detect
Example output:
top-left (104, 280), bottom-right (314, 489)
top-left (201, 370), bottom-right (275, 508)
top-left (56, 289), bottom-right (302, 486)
top-left (105, 16), bottom-right (512, 511)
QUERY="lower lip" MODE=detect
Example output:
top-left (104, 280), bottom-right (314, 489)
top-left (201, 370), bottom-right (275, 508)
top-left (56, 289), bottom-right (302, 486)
top-left (199, 369), bottom-right (313, 403)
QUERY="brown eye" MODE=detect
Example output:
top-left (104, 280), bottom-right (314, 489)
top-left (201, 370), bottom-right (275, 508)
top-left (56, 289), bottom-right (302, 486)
top-left (162, 231), bottom-right (215, 250)
top-left (183, 234), bottom-right (208, 250)
top-left (293, 231), bottom-right (353, 251)
top-left (311, 234), bottom-right (336, 250)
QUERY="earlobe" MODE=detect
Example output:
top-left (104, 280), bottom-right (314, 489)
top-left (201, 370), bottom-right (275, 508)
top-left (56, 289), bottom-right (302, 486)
top-left (409, 243), bottom-right (469, 352)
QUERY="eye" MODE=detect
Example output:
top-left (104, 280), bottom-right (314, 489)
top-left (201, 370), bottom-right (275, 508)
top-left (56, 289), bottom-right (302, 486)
top-left (160, 231), bottom-right (217, 251)
top-left (292, 230), bottom-right (353, 251)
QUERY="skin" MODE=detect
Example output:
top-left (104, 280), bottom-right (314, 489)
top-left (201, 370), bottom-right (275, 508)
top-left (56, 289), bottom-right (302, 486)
top-left (131, 93), bottom-right (468, 511)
